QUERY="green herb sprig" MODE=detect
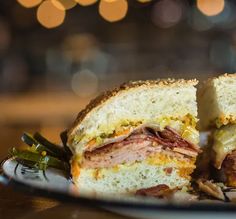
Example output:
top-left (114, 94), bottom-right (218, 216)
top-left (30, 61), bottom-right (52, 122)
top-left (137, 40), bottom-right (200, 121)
top-left (9, 132), bottom-right (71, 172)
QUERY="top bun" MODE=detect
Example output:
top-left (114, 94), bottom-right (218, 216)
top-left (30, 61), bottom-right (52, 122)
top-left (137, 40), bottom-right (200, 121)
top-left (67, 79), bottom-right (198, 154)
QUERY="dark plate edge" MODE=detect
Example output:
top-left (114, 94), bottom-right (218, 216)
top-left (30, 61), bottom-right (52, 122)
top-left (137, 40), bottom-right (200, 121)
top-left (1, 157), bottom-right (236, 213)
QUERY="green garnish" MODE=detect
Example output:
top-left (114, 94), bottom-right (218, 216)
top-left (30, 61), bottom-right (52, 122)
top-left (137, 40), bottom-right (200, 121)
top-left (60, 130), bottom-right (72, 158)
top-left (9, 132), bottom-right (72, 172)
top-left (10, 148), bottom-right (69, 171)
top-left (33, 132), bottom-right (67, 160)
top-left (22, 133), bottom-right (58, 156)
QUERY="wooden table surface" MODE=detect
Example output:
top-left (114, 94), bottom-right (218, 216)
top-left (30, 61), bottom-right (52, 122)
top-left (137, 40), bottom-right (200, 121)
top-left (0, 184), bottom-right (131, 219)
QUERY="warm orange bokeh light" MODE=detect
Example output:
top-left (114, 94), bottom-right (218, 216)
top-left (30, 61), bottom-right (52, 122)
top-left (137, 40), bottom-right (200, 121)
top-left (99, 0), bottom-right (128, 22)
top-left (197, 0), bottom-right (225, 16)
top-left (17, 0), bottom-right (42, 8)
top-left (137, 0), bottom-right (152, 3)
top-left (75, 0), bottom-right (97, 6)
top-left (51, 0), bottom-right (77, 10)
top-left (37, 1), bottom-right (65, 28)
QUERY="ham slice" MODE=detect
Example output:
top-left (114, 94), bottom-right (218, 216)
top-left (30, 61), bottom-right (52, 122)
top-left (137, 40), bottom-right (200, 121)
top-left (83, 134), bottom-right (162, 168)
top-left (136, 184), bottom-right (198, 201)
top-left (135, 184), bottom-right (175, 198)
top-left (81, 126), bottom-right (200, 169)
top-left (222, 150), bottom-right (236, 186)
top-left (223, 150), bottom-right (236, 171)
top-left (85, 123), bottom-right (160, 151)
top-left (155, 126), bottom-right (200, 152)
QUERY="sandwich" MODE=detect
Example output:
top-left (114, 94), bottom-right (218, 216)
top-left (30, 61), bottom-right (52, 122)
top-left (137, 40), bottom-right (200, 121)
top-left (67, 79), bottom-right (201, 195)
top-left (199, 73), bottom-right (236, 187)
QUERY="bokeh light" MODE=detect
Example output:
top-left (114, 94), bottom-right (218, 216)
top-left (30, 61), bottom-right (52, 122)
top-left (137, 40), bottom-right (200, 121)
top-left (152, 0), bottom-right (183, 28)
top-left (63, 33), bottom-right (97, 62)
top-left (37, 1), bottom-right (65, 28)
top-left (197, 0), bottom-right (225, 16)
top-left (191, 0), bottom-right (233, 31)
top-left (71, 69), bottom-right (98, 97)
top-left (99, 0), bottom-right (128, 22)
top-left (17, 0), bottom-right (42, 8)
top-left (75, 0), bottom-right (97, 6)
top-left (137, 0), bottom-right (152, 3)
top-left (207, 1), bottom-right (232, 27)
top-left (51, 0), bottom-right (77, 10)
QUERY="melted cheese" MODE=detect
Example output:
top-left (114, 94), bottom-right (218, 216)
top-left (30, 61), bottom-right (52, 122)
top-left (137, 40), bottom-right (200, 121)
top-left (84, 116), bottom-right (199, 148)
top-left (71, 158), bottom-right (80, 178)
top-left (213, 124), bottom-right (236, 169)
top-left (73, 115), bottom-right (198, 146)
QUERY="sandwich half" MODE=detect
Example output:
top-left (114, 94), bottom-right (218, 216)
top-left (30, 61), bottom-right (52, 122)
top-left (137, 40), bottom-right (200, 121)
top-left (67, 79), bottom-right (201, 195)
top-left (199, 73), bottom-right (236, 187)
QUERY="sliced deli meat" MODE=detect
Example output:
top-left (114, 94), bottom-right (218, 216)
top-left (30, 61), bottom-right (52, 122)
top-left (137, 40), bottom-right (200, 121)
top-left (83, 134), bottom-right (161, 168)
top-left (222, 150), bottom-right (236, 187)
top-left (82, 126), bottom-right (200, 168)
top-left (135, 184), bottom-right (176, 198)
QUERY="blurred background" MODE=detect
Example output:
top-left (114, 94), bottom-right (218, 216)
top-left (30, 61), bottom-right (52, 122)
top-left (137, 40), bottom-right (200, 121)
top-left (0, 0), bottom-right (235, 159)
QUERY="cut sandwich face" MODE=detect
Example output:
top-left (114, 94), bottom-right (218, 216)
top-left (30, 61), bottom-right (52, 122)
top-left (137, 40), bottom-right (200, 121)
top-left (199, 73), bottom-right (236, 130)
top-left (68, 79), bottom-right (200, 195)
top-left (199, 73), bottom-right (236, 187)
top-left (211, 124), bottom-right (236, 187)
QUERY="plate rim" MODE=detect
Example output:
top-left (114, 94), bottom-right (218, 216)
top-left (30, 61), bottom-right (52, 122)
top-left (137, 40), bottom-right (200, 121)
top-left (1, 157), bottom-right (236, 213)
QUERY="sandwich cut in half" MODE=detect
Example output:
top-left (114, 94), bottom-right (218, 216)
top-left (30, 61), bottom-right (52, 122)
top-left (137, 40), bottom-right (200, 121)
top-left (67, 79), bottom-right (201, 195)
top-left (199, 73), bottom-right (236, 187)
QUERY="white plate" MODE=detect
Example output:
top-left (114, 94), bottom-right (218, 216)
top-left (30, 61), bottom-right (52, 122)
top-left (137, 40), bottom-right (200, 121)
top-left (1, 132), bottom-right (236, 219)
top-left (1, 158), bottom-right (236, 219)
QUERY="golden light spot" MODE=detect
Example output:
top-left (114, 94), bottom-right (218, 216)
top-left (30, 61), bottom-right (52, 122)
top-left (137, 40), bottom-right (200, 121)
top-left (75, 0), bottom-right (97, 6)
top-left (99, 0), bottom-right (128, 22)
top-left (17, 0), bottom-right (42, 8)
top-left (71, 69), bottom-right (98, 97)
top-left (197, 0), bottom-right (225, 16)
top-left (37, 0), bottom-right (65, 28)
top-left (137, 0), bottom-right (152, 3)
top-left (52, 0), bottom-right (77, 10)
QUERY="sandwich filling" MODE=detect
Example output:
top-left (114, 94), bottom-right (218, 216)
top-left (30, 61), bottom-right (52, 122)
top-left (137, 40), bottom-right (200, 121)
top-left (213, 124), bottom-right (236, 169)
top-left (70, 115), bottom-right (199, 154)
top-left (213, 124), bottom-right (236, 186)
top-left (82, 126), bottom-right (200, 169)
top-left (222, 150), bottom-right (236, 187)
top-left (71, 118), bottom-right (200, 178)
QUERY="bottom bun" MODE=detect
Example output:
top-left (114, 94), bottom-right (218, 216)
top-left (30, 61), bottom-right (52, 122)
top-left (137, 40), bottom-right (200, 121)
top-left (73, 153), bottom-right (196, 195)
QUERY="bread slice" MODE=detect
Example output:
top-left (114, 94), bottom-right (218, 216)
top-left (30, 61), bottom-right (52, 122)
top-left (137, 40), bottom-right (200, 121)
top-left (198, 73), bottom-right (236, 187)
top-left (67, 79), bottom-right (200, 195)
top-left (68, 79), bottom-right (198, 155)
top-left (198, 73), bottom-right (236, 130)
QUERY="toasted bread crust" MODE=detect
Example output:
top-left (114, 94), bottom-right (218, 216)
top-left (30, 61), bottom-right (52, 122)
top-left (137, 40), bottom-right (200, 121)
top-left (68, 79), bottom-right (198, 136)
top-left (205, 73), bottom-right (236, 84)
top-left (216, 73), bottom-right (236, 79)
top-left (199, 73), bottom-right (236, 96)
